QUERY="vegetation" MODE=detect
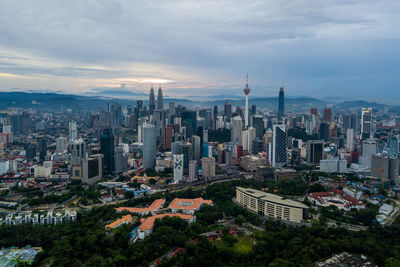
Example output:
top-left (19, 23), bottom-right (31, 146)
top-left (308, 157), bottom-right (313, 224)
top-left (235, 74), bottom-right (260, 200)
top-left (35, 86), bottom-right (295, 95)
top-left (288, 127), bottom-right (318, 141)
top-left (1, 179), bottom-right (400, 266)
top-left (208, 129), bottom-right (231, 143)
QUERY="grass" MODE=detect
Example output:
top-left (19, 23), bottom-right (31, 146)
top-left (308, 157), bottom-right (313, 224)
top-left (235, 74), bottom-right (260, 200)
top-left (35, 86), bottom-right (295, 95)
top-left (215, 236), bottom-right (256, 253)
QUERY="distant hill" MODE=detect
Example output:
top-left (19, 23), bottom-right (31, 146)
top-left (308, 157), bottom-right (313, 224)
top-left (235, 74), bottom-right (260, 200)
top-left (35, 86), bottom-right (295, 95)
top-left (0, 91), bottom-right (393, 112)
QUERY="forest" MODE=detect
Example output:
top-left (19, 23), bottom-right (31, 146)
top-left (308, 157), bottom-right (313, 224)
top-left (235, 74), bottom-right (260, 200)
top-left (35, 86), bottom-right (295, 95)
top-left (1, 180), bottom-right (400, 266)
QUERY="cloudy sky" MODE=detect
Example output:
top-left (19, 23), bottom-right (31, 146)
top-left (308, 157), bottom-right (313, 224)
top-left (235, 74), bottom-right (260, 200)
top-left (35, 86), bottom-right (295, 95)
top-left (0, 0), bottom-right (399, 102)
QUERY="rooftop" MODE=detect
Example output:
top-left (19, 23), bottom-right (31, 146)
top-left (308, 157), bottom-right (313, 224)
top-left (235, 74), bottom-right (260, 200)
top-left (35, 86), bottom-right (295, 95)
top-left (138, 213), bottom-right (194, 232)
top-left (115, 199), bottom-right (165, 213)
top-left (168, 197), bottom-right (213, 211)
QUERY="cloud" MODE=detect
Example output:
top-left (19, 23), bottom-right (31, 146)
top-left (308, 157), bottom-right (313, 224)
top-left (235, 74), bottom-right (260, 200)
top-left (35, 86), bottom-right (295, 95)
top-left (0, 0), bottom-right (399, 99)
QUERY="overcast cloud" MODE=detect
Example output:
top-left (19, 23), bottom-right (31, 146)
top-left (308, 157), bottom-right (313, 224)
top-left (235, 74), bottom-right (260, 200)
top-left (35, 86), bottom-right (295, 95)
top-left (0, 0), bottom-right (399, 101)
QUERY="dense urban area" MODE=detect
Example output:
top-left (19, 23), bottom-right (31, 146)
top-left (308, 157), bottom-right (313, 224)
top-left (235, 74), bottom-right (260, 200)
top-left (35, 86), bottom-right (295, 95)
top-left (1, 84), bottom-right (400, 266)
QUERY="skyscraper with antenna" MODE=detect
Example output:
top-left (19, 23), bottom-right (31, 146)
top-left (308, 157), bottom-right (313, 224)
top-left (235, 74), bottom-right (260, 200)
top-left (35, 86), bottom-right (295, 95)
top-left (243, 74), bottom-right (250, 128)
top-left (149, 85), bottom-right (155, 115)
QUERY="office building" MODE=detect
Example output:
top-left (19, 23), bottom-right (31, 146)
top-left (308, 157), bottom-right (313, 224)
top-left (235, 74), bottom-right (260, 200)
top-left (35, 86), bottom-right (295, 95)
top-left (39, 138), bottom-right (47, 162)
top-left (189, 160), bottom-right (197, 182)
top-left (181, 111), bottom-right (196, 138)
top-left (100, 128), bottom-right (115, 173)
top-left (191, 135), bottom-right (201, 163)
top-left (278, 87), bottom-right (285, 121)
top-left (323, 108), bottom-right (332, 122)
top-left (272, 125), bottom-right (287, 168)
top-left (346, 128), bottom-right (354, 151)
top-left (69, 121), bottom-right (77, 142)
top-left (173, 154), bottom-right (183, 182)
top-left (253, 115), bottom-right (264, 139)
top-left (307, 140), bottom-right (324, 165)
top-left (236, 187), bottom-right (309, 223)
top-left (388, 135), bottom-right (399, 156)
top-left (320, 158), bottom-right (347, 173)
top-left (361, 108), bottom-right (372, 139)
top-left (114, 147), bottom-right (128, 174)
top-left (149, 86), bottom-right (156, 115)
top-left (143, 124), bottom-right (156, 169)
top-left (201, 157), bottom-right (215, 179)
top-left (82, 154), bottom-right (103, 185)
top-left (56, 136), bottom-right (67, 153)
top-left (224, 102), bottom-right (232, 119)
top-left (361, 139), bottom-right (377, 169)
top-left (157, 85), bottom-right (163, 110)
top-left (163, 125), bottom-right (174, 149)
top-left (231, 116), bottom-right (243, 145)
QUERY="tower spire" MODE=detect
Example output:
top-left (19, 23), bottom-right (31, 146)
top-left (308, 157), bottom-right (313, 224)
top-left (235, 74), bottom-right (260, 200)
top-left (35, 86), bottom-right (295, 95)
top-left (246, 73), bottom-right (248, 87)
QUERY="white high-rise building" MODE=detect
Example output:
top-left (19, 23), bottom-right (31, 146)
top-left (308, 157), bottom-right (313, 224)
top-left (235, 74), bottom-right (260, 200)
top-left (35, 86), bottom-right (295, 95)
top-left (201, 157), bottom-right (215, 179)
top-left (69, 121), bottom-right (77, 142)
top-left (56, 136), bottom-right (67, 153)
top-left (173, 154), bottom-right (183, 182)
top-left (346, 128), bottom-right (354, 151)
top-left (361, 139), bottom-right (377, 169)
top-left (361, 108), bottom-right (372, 138)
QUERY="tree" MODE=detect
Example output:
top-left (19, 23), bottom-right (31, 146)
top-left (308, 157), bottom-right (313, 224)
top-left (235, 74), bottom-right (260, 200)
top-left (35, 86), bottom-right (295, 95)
top-left (145, 168), bottom-right (157, 177)
top-left (235, 214), bottom-right (246, 226)
top-left (309, 183), bottom-right (327, 193)
top-left (149, 178), bottom-right (157, 185)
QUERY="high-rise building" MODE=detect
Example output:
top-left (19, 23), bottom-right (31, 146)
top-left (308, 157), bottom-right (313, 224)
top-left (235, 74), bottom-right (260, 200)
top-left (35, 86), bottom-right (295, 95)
top-left (361, 108), bottom-right (372, 139)
top-left (389, 135), bottom-right (399, 156)
top-left (224, 102), bottom-right (232, 119)
top-left (111, 104), bottom-right (122, 127)
top-left (201, 157), bottom-right (215, 179)
top-left (278, 87), bottom-right (285, 121)
top-left (361, 139), bottom-right (376, 169)
top-left (143, 124), bottom-right (156, 169)
top-left (153, 109), bottom-right (164, 141)
top-left (56, 136), bottom-right (67, 153)
top-left (26, 145), bottom-right (36, 162)
top-left (310, 108), bottom-right (318, 116)
top-left (39, 138), bottom-right (47, 162)
top-left (191, 135), bottom-right (201, 163)
top-left (253, 115), bottom-right (264, 140)
top-left (149, 86), bottom-right (156, 115)
top-left (346, 128), bottom-right (354, 151)
top-left (243, 75), bottom-right (251, 128)
top-left (181, 111), bottom-right (196, 139)
top-left (157, 85), bottom-right (163, 110)
top-left (189, 160), bottom-right (197, 182)
top-left (251, 104), bottom-right (256, 116)
top-left (263, 129), bottom-right (273, 165)
top-left (114, 147), bottom-right (128, 174)
top-left (82, 154), bottom-right (103, 185)
top-left (69, 121), bottom-right (77, 142)
top-left (182, 142), bottom-right (192, 175)
top-left (163, 125), bottom-right (174, 149)
top-left (231, 116), bottom-right (243, 145)
top-left (71, 138), bottom-right (86, 165)
top-left (100, 128), bottom-right (115, 173)
top-left (319, 122), bottom-right (329, 141)
top-left (241, 127), bottom-right (256, 152)
top-left (323, 108), bottom-right (332, 122)
top-left (272, 124), bottom-right (287, 168)
top-left (307, 141), bottom-right (324, 165)
top-left (173, 154), bottom-right (183, 182)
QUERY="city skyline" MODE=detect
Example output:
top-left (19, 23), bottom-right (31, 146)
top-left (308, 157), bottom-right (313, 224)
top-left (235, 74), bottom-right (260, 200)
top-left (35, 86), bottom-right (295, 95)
top-left (0, 1), bottom-right (399, 103)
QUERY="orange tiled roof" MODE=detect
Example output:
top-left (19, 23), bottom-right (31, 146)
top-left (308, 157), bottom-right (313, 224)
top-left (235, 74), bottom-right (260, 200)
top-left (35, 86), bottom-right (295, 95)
top-left (138, 213), bottom-right (194, 232)
top-left (105, 214), bottom-right (133, 229)
top-left (168, 197), bottom-right (213, 211)
top-left (115, 199), bottom-right (165, 213)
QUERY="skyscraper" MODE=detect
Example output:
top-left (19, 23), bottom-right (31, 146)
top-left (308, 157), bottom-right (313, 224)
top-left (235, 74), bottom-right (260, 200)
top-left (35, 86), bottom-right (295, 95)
top-left (323, 108), bottom-right (332, 122)
top-left (181, 111), bottom-right (196, 139)
top-left (310, 108), bottom-right (318, 116)
top-left (149, 85), bottom-right (156, 115)
top-left (143, 124), bottom-right (156, 169)
top-left (100, 128), bottom-right (115, 173)
top-left (389, 134), bottom-right (399, 156)
top-left (39, 138), bottom-right (47, 162)
top-left (272, 124), bottom-right (287, 168)
top-left (69, 121), bottom-right (77, 142)
top-left (224, 102), bottom-right (232, 119)
top-left (56, 136), bottom-right (67, 153)
top-left (243, 75), bottom-right (250, 128)
top-left (231, 116), bottom-right (242, 145)
top-left (307, 140), bottom-right (324, 165)
top-left (361, 108), bottom-right (372, 139)
top-left (252, 115), bottom-right (264, 140)
top-left (157, 85), bottom-right (163, 110)
top-left (278, 87), bottom-right (285, 121)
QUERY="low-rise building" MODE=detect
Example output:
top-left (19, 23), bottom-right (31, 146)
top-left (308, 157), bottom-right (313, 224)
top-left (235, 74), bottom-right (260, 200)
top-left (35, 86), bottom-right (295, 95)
top-left (168, 197), bottom-right (213, 215)
top-left (308, 190), bottom-right (365, 210)
top-left (235, 187), bottom-right (309, 223)
top-left (115, 199), bottom-right (165, 215)
top-left (105, 214), bottom-right (134, 230)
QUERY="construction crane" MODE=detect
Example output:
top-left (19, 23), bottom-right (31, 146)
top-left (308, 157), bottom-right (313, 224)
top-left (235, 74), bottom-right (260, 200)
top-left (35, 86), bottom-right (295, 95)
top-left (371, 168), bottom-right (385, 190)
